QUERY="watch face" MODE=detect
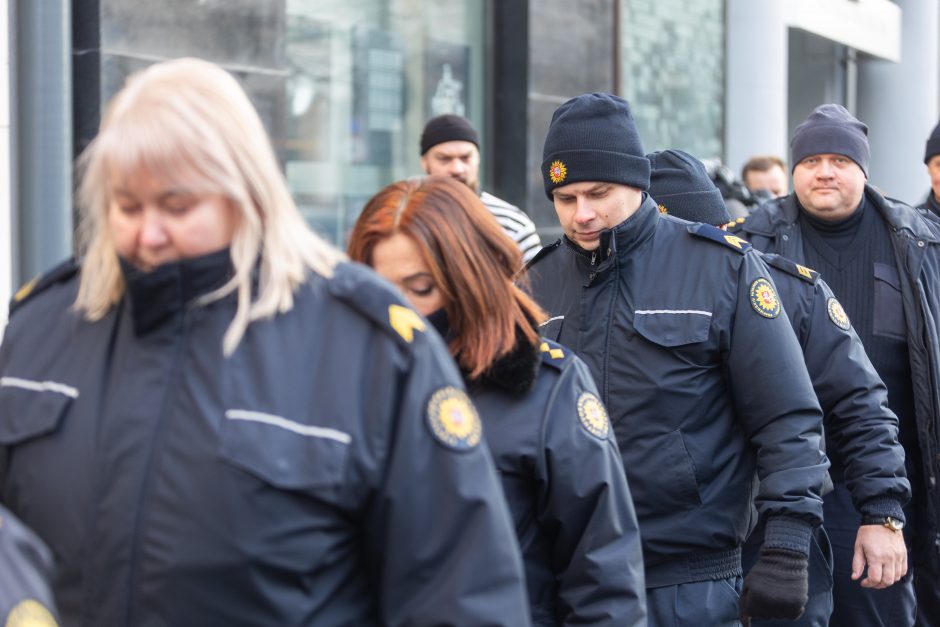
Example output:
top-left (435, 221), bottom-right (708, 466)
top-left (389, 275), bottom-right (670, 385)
top-left (886, 517), bottom-right (904, 531)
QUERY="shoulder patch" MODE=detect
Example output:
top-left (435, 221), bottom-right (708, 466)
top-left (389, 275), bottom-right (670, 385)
top-left (524, 238), bottom-right (561, 271)
top-left (749, 277), bottom-right (781, 318)
top-left (8, 258), bottom-right (81, 318)
top-left (5, 599), bottom-right (59, 627)
top-left (329, 262), bottom-right (427, 346)
top-left (426, 386), bottom-right (482, 451)
top-left (577, 392), bottom-right (610, 440)
top-left (688, 223), bottom-right (752, 254)
top-left (827, 297), bottom-right (852, 330)
top-left (762, 254), bottom-right (818, 284)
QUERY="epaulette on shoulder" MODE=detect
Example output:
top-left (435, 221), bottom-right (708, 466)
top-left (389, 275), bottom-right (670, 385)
top-left (687, 223), bottom-right (752, 254)
top-left (537, 338), bottom-right (571, 371)
top-left (8, 258), bottom-right (80, 317)
top-left (328, 261), bottom-right (428, 347)
top-left (723, 216), bottom-right (748, 232)
top-left (525, 238), bottom-right (561, 271)
top-left (762, 253), bottom-right (819, 284)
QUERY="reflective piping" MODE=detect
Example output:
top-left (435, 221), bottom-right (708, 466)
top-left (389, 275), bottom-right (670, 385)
top-left (634, 309), bottom-right (713, 317)
top-left (225, 409), bottom-right (352, 445)
top-left (0, 376), bottom-right (79, 399)
top-left (540, 315), bottom-right (565, 326)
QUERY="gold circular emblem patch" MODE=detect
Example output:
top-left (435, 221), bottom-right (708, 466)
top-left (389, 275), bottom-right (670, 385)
top-left (827, 297), bottom-right (851, 330)
top-left (577, 392), bottom-right (610, 440)
top-left (5, 599), bottom-right (58, 627)
top-left (427, 386), bottom-right (481, 451)
top-left (749, 278), bottom-right (781, 319)
top-left (549, 160), bottom-right (567, 184)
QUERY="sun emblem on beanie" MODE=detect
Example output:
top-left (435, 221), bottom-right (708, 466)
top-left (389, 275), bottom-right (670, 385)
top-left (549, 160), bottom-right (567, 184)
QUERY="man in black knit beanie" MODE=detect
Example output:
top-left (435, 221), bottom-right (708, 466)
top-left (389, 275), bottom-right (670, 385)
top-left (735, 104), bottom-right (940, 627)
top-left (527, 93), bottom-right (829, 626)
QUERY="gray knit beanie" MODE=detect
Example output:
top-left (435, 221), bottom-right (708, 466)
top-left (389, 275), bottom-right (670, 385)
top-left (791, 104), bottom-right (870, 176)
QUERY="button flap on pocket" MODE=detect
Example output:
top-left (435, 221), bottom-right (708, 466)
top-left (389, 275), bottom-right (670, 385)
top-left (873, 263), bottom-right (901, 289)
top-left (633, 310), bottom-right (712, 347)
top-left (0, 384), bottom-right (72, 444)
top-left (219, 411), bottom-right (350, 492)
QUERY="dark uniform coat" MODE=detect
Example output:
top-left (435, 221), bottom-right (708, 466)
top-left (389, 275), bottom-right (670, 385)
top-left (0, 503), bottom-right (59, 626)
top-left (526, 196), bottom-right (828, 587)
top-left (734, 186), bottom-right (940, 572)
top-left (469, 335), bottom-right (645, 626)
top-left (0, 251), bottom-right (532, 627)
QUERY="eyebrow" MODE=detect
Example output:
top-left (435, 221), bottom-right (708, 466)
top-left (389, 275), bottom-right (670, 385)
top-left (401, 271), bottom-right (434, 282)
top-left (111, 188), bottom-right (194, 202)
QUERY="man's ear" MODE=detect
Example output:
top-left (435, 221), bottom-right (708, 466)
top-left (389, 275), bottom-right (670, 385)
top-left (420, 155), bottom-right (430, 174)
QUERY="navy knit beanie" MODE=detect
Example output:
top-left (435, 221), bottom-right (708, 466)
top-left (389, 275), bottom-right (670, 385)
top-left (420, 115), bottom-right (479, 155)
top-left (925, 120), bottom-right (940, 165)
top-left (542, 93), bottom-right (650, 199)
top-left (790, 104), bottom-right (870, 176)
top-left (647, 149), bottom-right (732, 226)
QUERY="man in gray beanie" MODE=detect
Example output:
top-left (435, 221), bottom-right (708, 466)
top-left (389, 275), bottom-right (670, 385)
top-left (918, 119), bottom-right (940, 217)
top-left (527, 93), bottom-right (829, 626)
top-left (735, 104), bottom-right (940, 627)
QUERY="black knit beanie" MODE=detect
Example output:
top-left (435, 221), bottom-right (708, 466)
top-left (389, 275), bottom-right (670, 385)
top-left (925, 120), bottom-right (940, 165)
top-left (420, 115), bottom-right (479, 155)
top-left (790, 104), bottom-right (870, 176)
top-left (541, 93), bottom-right (650, 199)
top-left (647, 149), bottom-right (732, 226)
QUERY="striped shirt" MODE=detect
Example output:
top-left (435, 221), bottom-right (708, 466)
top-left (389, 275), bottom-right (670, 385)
top-left (480, 191), bottom-right (542, 265)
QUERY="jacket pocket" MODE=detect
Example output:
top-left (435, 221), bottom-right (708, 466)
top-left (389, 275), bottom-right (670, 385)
top-left (0, 378), bottom-right (74, 444)
top-left (633, 309), bottom-right (712, 347)
top-left (539, 315), bottom-right (564, 342)
top-left (218, 409), bottom-right (350, 492)
top-left (873, 263), bottom-right (906, 339)
top-left (630, 429), bottom-right (702, 517)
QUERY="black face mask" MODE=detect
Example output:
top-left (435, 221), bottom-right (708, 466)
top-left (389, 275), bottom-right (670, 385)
top-left (425, 307), bottom-right (451, 340)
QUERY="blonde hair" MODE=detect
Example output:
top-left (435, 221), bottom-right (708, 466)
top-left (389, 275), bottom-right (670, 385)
top-left (75, 57), bottom-right (343, 355)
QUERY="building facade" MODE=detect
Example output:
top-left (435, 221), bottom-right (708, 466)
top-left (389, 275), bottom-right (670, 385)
top-left (2, 0), bottom-right (938, 324)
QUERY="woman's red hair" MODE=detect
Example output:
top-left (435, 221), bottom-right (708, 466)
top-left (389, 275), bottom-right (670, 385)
top-left (348, 176), bottom-right (545, 380)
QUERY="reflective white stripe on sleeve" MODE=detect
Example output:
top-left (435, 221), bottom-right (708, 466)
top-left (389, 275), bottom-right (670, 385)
top-left (0, 376), bottom-right (79, 398)
top-left (634, 309), bottom-right (713, 317)
top-left (225, 409), bottom-right (352, 445)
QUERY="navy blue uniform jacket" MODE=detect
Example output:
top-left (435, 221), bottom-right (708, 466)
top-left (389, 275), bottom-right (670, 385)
top-left (0, 253), bottom-right (531, 626)
top-left (527, 196), bottom-right (828, 587)
top-left (735, 186), bottom-right (940, 571)
top-left (471, 337), bottom-right (646, 625)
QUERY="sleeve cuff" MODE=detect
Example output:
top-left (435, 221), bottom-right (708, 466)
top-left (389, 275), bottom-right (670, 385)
top-left (859, 496), bottom-right (906, 524)
top-left (762, 515), bottom-right (813, 557)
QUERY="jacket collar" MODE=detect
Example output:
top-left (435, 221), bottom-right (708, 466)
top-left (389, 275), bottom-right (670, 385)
top-left (120, 248), bottom-right (234, 336)
top-left (746, 185), bottom-right (940, 244)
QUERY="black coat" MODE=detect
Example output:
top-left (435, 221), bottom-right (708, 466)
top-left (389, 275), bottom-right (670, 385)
top-left (0, 503), bottom-right (58, 625)
top-left (736, 186), bottom-right (940, 571)
top-left (527, 196), bottom-right (828, 587)
top-left (0, 252), bottom-right (531, 626)
top-left (469, 335), bottom-right (645, 626)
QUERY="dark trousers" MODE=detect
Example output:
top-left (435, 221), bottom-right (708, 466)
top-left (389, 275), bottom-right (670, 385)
top-left (741, 521), bottom-right (833, 626)
top-left (646, 577), bottom-right (743, 627)
top-left (824, 482), bottom-right (917, 627)
top-left (914, 565), bottom-right (940, 627)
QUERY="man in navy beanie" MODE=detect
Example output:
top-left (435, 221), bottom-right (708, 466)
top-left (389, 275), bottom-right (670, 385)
top-left (735, 104), bottom-right (940, 627)
top-left (919, 120), bottom-right (940, 216)
top-left (652, 148), bottom-right (912, 627)
top-left (527, 93), bottom-right (829, 626)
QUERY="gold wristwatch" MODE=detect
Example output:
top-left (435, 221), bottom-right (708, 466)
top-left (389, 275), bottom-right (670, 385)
top-left (861, 515), bottom-right (904, 532)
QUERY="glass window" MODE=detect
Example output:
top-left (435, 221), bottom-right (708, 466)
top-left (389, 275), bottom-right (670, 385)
top-left (620, 0), bottom-right (725, 160)
top-left (91, 0), bottom-right (487, 246)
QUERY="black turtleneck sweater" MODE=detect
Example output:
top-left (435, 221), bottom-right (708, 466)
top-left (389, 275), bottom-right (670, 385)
top-left (799, 198), bottom-right (922, 493)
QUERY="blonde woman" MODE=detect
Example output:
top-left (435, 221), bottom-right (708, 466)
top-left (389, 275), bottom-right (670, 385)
top-left (0, 58), bottom-right (530, 626)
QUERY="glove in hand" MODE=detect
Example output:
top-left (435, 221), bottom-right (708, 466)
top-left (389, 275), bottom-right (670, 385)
top-left (739, 548), bottom-right (808, 625)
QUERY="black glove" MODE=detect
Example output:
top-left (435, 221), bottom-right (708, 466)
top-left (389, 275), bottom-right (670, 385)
top-left (739, 548), bottom-right (808, 625)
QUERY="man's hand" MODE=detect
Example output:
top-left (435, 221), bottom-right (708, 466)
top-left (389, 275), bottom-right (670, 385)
top-left (852, 525), bottom-right (908, 588)
top-left (740, 548), bottom-right (808, 625)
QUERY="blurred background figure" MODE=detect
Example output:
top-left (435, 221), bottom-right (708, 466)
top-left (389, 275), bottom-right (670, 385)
top-left (420, 114), bottom-right (542, 265)
top-left (701, 157), bottom-right (772, 219)
top-left (919, 120), bottom-right (940, 216)
top-left (742, 155), bottom-right (789, 200)
top-left (0, 504), bottom-right (59, 626)
top-left (349, 175), bottom-right (647, 626)
top-left (0, 58), bottom-right (531, 626)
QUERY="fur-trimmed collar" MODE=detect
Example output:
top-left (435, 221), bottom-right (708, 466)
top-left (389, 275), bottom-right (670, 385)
top-left (468, 324), bottom-right (540, 396)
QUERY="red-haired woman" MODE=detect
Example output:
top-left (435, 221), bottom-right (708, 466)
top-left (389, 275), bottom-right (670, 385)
top-left (349, 176), bottom-right (647, 626)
